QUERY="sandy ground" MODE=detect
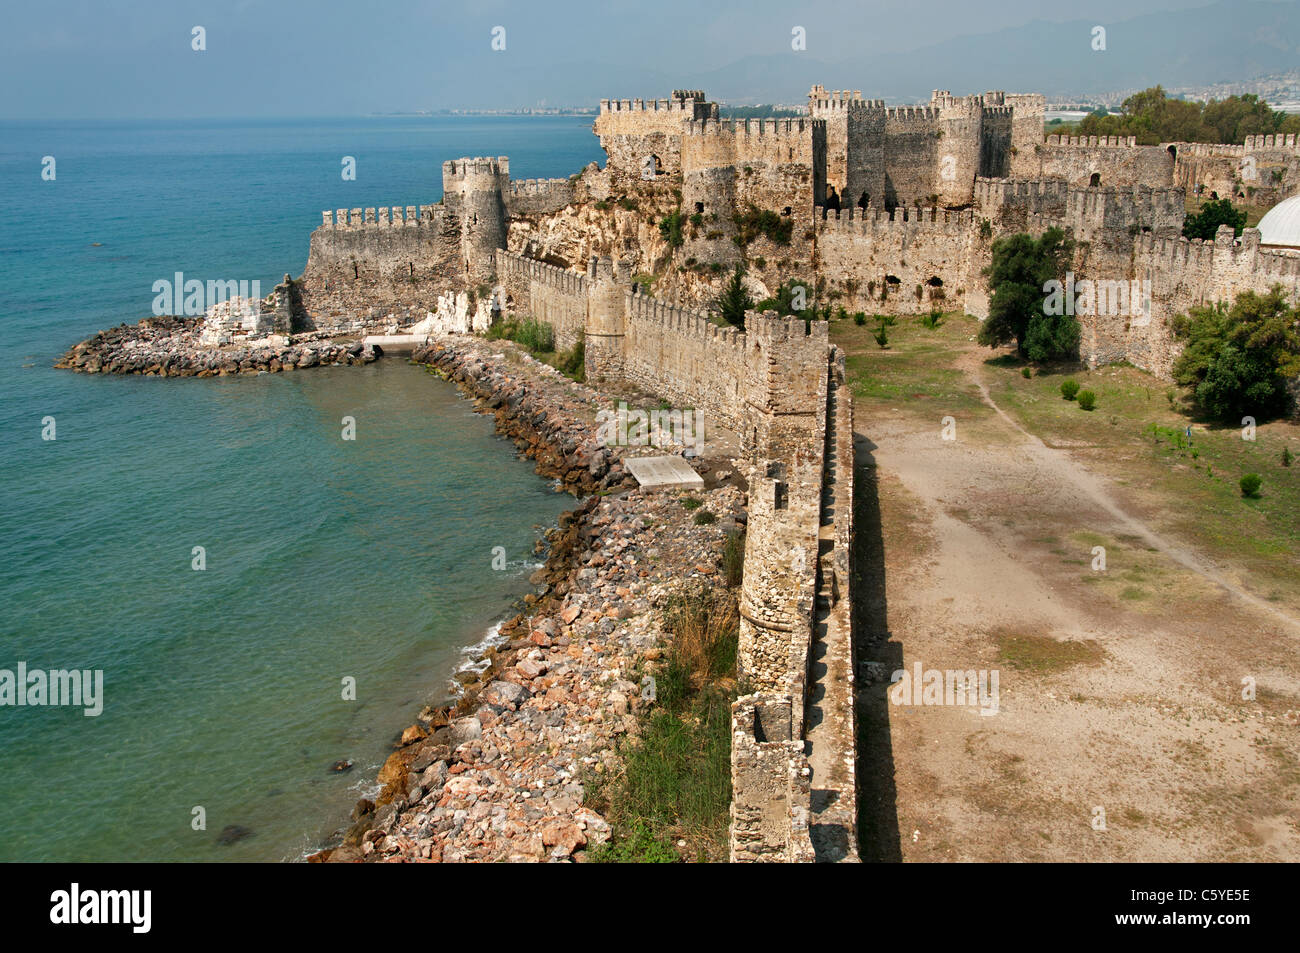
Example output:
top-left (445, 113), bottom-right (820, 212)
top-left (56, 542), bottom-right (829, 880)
top-left (856, 346), bottom-right (1300, 862)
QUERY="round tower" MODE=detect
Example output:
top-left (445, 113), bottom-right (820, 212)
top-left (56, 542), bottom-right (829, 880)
top-left (442, 156), bottom-right (509, 287)
top-left (583, 256), bottom-right (628, 385)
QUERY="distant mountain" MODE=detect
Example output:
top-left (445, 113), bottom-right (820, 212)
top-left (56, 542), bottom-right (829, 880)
top-left (470, 1), bottom-right (1300, 108)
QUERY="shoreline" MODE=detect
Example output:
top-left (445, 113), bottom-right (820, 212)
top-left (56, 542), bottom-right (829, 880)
top-left (311, 337), bottom-right (742, 862)
top-left (54, 320), bottom-right (747, 863)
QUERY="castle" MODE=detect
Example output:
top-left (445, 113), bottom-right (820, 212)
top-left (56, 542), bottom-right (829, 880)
top-left (292, 86), bottom-right (1300, 861)
top-left (300, 86), bottom-right (1300, 383)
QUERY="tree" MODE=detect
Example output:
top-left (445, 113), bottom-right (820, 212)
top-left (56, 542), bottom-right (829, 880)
top-left (714, 264), bottom-right (751, 329)
top-left (1070, 87), bottom-right (1297, 145)
top-left (755, 278), bottom-right (818, 324)
top-left (1172, 286), bottom-right (1300, 421)
top-left (978, 227), bottom-right (1079, 362)
top-left (1183, 198), bottom-right (1247, 241)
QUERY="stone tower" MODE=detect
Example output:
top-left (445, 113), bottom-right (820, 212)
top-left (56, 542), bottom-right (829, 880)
top-left (736, 313), bottom-right (830, 736)
top-left (442, 156), bottom-right (509, 287)
top-left (583, 256), bottom-right (629, 385)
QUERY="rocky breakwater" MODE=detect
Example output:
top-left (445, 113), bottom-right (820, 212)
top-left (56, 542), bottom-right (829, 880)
top-left (55, 316), bottom-right (377, 377)
top-left (315, 482), bottom-right (746, 863)
top-left (311, 335), bottom-right (746, 862)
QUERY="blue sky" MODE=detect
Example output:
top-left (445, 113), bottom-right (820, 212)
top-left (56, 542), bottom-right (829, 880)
top-left (0, 0), bottom-right (1283, 118)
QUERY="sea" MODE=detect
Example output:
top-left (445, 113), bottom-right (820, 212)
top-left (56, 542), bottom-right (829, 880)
top-left (0, 115), bottom-right (603, 861)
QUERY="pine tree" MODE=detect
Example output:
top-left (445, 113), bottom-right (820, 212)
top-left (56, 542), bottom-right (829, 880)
top-left (715, 264), bottom-right (751, 329)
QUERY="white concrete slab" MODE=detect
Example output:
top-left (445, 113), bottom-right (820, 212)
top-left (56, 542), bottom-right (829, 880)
top-left (625, 455), bottom-right (705, 491)
top-left (361, 333), bottom-right (429, 353)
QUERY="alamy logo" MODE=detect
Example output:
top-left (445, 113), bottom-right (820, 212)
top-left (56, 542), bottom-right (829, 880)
top-left (50, 884), bottom-right (150, 933)
top-left (596, 402), bottom-right (705, 450)
top-left (0, 663), bottom-right (103, 716)
top-left (152, 273), bottom-right (262, 317)
top-left (1043, 272), bottom-right (1151, 325)
top-left (889, 661), bottom-right (999, 715)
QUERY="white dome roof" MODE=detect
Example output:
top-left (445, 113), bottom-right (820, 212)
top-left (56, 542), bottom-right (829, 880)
top-left (1257, 195), bottom-right (1300, 248)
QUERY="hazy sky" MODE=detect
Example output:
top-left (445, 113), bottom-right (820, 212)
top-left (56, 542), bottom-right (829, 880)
top-left (0, 0), bottom-right (1278, 118)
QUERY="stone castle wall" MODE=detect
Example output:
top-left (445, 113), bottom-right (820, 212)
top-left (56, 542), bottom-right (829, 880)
top-left (594, 91), bottom-right (718, 191)
top-left (1171, 135), bottom-right (1300, 206)
top-left (299, 204), bottom-right (461, 328)
top-left (1019, 135), bottom-right (1176, 188)
top-left (495, 249), bottom-right (589, 350)
top-left (505, 177), bottom-right (578, 217)
top-left (809, 87), bottom-right (1043, 210)
top-left (814, 205), bottom-right (984, 315)
top-left (680, 118), bottom-right (826, 261)
top-left (621, 291), bottom-right (749, 431)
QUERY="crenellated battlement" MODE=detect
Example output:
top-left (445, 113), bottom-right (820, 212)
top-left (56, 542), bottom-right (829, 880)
top-left (1172, 141), bottom-right (1246, 158)
top-left (597, 90), bottom-right (717, 120)
top-left (1245, 133), bottom-right (1300, 151)
top-left (815, 205), bottom-right (976, 233)
top-left (443, 156), bottom-right (509, 179)
top-left (808, 86), bottom-right (881, 112)
top-left (742, 311), bottom-right (831, 354)
top-left (320, 205), bottom-right (436, 228)
top-left (684, 117), bottom-right (824, 138)
top-left (974, 176), bottom-right (1071, 209)
top-left (1135, 228), bottom-right (1300, 279)
top-left (1043, 135), bottom-right (1140, 148)
top-left (496, 249), bottom-right (589, 297)
top-left (884, 105), bottom-right (940, 123)
top-left (626, 288), bottom-right (738, 345)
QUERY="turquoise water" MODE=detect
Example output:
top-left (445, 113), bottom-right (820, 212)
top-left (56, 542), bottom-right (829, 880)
top-left (0, 117), bottom-right (602, 861)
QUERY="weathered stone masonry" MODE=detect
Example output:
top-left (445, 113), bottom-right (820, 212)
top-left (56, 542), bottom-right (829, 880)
top-left (494, 240), bottom-right (857, 860)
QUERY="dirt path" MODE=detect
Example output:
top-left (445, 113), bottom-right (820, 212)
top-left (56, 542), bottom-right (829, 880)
top-left (856, 343), bottom-right (1300, 863)
top-left (956, 349), bottom-right (1300, 636)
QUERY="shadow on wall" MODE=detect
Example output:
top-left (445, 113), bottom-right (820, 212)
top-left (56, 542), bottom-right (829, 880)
top-left (851, 433), bottom-right (903, 863)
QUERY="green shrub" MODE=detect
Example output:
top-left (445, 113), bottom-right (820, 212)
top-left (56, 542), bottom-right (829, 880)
top-left (557, 337), bottom-right (585, 381)
top-left (693, 510), bottom-right (716, 525)
top-left (853, 311), bottom-right (867, 326)
top-left (1060, 379), bottom-right (1081, 401)
top-left (1021, 367), bottom-right (1033, 379)
top-left (1240, 473), bottom-right (1263, 498)
top-left (1183, 198), bottom-right (1246, 241)
top-left (1284, 447), bottom-right (1294, 468)
top-left (512, 317), bottom-right (554, 354)
top-left (681, 496), bottom-right (702, 510)
top-left (658, 210), bottom-right (685, 248)
top-left (1077, 389), bottom-right (1097, 411)
top-left (732, 204), bottom-right (793, 245)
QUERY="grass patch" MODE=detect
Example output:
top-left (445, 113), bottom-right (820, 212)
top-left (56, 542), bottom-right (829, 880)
top-left (832, 312), bottom-right (992, 425)
top-left (587, 586), bottom-right (739, 862)
top-left (990, 359), bottom-right (1300, 611)
top-left (486, 318), bottom-right (586, 381)
top-left (994, 627), bottom-right (1106, 674)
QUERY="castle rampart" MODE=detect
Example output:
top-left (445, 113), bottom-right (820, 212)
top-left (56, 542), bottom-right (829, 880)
top-left (1021, 135), bottom-right (1176, 188)
top-left (814, 205), bottom-right (983, 315)
top-left (594, 90), bottom-right (719, 188)
top-left (1171, 135), bottom-right (1299, 205)
top-left (505, 177), bottom-right (577, 217)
